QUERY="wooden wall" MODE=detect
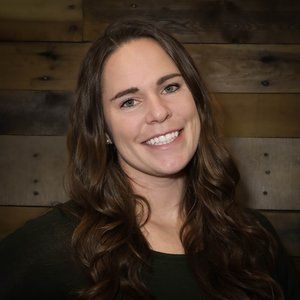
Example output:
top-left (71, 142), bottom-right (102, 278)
top-left (0, 0), bottom-right (299, 272)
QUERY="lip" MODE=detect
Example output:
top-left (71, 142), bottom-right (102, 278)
top-left (142, 128), bottom-right (183, 144)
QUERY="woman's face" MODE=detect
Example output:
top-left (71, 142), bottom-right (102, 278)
top-left (101, 38), bottom-right (201, 179)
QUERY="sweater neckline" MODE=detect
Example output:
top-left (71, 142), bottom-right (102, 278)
top-left (150, 249), bottom-right (186, 261)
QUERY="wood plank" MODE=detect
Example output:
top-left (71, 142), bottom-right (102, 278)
top-left (0, 136), bottom-right (68, 206)
top-left (261, 211), bottom-right (300, 257)
top-left (185, 44), bottom-right (300, 93)
top-left (0, 91), bottom-right (73, 135)
top-left (226, 138), bottom-right (300, 210)
top-left (85, 0), bottom-right (299, 11)
top-left (84, 0), bottom-right (300, 43)
top-left (0, 136), bottom-right (299, 210)
top-left (1, 91), bottom-right (299, 137)
top-left (0, 43), bottom-right (299, 92)
top-left (215, 93), bottom-right (300, 137)
top-left (0, 42), bottom-right (88, 91)
top-left (0, 206), bottom-right (50, 240)
top-left (0, 0), bottom-right (82, 42)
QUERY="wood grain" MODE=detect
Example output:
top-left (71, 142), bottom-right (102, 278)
top-left (0, 136), bottom-right (299, 209)
top-left (0, 0), bottom-right (82, 41)
top-left (84, 0), bottom-right (300, 43)
top-left (1, 91), bottom-right (299, 137)
top-left (226, 138), bottom-right (300, 210)
top-left (0, 90), bottom-right (74, 135)
top-left (185, 44), bottom-right (300, 93)
top-left (214, 93), bottom-right (300, 137)
top-left (0, 43), bottom-right (299, 92)
top-left (0, 42), bottom-right (88, 90)
top-left (0, 136), bottom-right (68, 206)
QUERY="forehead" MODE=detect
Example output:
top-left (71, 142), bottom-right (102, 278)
top-left (101, 38), bottom-right (180, 96)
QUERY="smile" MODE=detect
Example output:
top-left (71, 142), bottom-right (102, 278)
top-left (145, 130), bottom-right (180, 146)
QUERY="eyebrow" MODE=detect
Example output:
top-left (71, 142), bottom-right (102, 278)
top-left (109, 73), bottom-right (182, 101)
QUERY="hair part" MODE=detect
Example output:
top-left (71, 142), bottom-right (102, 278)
top-left (66, 18), bottom-right (283, 299)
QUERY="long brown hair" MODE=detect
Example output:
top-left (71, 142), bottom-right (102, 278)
top-left (66, 19), bottom-right (283, 299)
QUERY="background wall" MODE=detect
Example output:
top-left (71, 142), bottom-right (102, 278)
top-left (0, 0), bottom-right (299, 272)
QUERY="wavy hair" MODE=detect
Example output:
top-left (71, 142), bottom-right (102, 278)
top-left (66, 19), bottom-right (283, 299)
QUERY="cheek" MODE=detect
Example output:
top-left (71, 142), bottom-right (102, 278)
top-left (177, 96), bottom-right (199, 121)
top-left (109, 116), bottom-right (139, 146)
top-left (181, 98), bottom-right (201, 140)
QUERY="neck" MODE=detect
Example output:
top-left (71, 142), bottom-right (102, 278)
top-left (128, 170), bottom-right (186, 224)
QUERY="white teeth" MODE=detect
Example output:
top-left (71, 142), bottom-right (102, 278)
top-left (145, 131), bottom-right (179, 146)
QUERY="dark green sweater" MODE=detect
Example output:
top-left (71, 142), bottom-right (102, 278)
top-left (0, 203), bottom-right (299, 299)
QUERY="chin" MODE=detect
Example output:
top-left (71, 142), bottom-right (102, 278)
top-left (153, 160), bottom-right (190, 177)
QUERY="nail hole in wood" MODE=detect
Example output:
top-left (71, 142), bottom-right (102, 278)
top-left (130, 3), bottom-right (138, 8)
top-left (263, 191), bottom-right (268, 195)
top-left (68, 4), bottom-right (75, 9)
top-left (33, 191), bottom-right (39, 196)
top-left (33, 153), bottom-right (39, 158)
top-left (39, 76), bottom-right (50, 81)
top-left (38, 51), bottom-right (58, 61)
top-left (265, 170), bottom-right (271, 175)
top-left (261, 55), bottom-right (277, 63)
top-left (261, 80), bottom-right (269, 87)
top-left (264, 153), bottom-right (269, 157)
top-left (69, 25), bottom-right (78, 32)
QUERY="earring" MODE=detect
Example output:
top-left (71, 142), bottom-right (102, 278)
top-left (106, 134), bottom-right (112, 144)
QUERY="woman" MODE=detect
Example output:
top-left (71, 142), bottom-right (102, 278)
top-left (0, 19), bottom-right (299, 300)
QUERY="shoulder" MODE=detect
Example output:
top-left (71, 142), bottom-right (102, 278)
top-left (0, 200), bottom-right (79, 253)
top-left (0, 201), bottom-right (87, 299)
top-left (245, 208), bottom-right (300, 299)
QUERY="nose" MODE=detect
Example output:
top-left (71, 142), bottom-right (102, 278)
top-left (145, 94), bottom-right (172, 124)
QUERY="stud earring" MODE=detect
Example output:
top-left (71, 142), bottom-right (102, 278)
top-left (106, 134), bottom-right (112, 144)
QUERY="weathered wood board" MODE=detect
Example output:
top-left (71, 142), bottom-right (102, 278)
top-left (0, 136), bottom-right (299, 209)
top-left (0, 43), bottom-right (299, 92)
top-left (226, 138), bottom-right (300, 210)
top-left (84, 0), bottom-right (300, 43)
top-left (185, 44), bottom-right (300, 93)
top-left (0, 91), bottom-right (74, 135)
top-left (0, 0), bottom-right (82, 41)
top-left (215, 93), bottom-right (300, 137)
top-left (1, 91), bottom-right (299, 137)
top-left (0, 136), bottom-right (68, 206)
top-left (0, 42), bottom-right (88, 91)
